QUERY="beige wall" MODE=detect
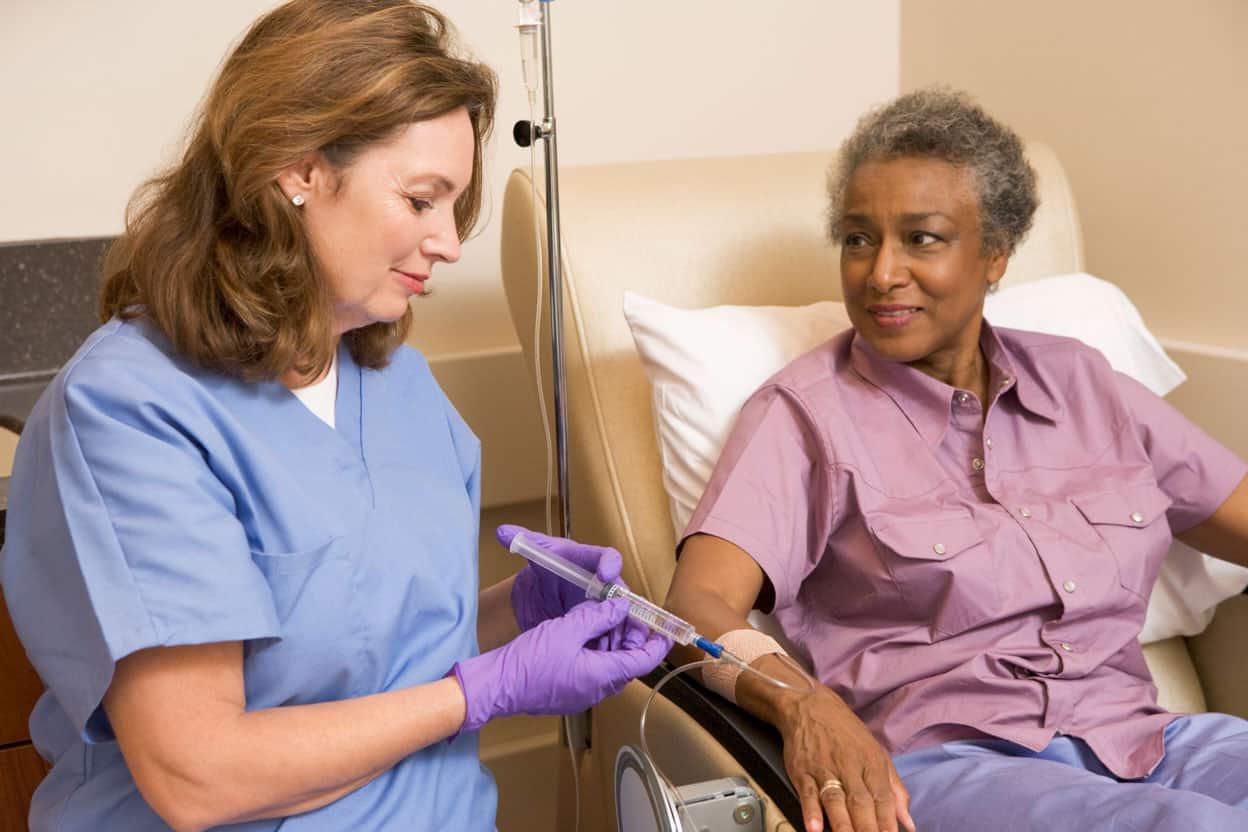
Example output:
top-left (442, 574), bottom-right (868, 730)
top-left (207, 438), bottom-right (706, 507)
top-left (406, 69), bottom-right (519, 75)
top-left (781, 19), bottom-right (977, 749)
top-left (0, 1), bottom-right (899, 356)
top-left (901, 0), bottom-right (1245, 353)
top-left (900, 0), bottom-right (1247, 459)
top-left (1, 1), bottom-right (900, 504)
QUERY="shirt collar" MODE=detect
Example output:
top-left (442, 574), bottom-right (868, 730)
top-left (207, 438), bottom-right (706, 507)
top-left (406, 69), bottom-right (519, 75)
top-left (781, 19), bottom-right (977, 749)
top-left (984, 322), bottom-right (1063, 423)
top-left (849, 320), bottom-right (1062, 449)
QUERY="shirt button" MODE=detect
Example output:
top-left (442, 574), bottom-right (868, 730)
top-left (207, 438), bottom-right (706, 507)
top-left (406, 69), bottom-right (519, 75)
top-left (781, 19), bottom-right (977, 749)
top-left (1130, 512), bottom-right (1145, 524)
top-left (933, 543), bottom-right (947, 555)
top-left (1019, 507), bottom-right (1032, 519)
top-left (1000, 377), bottom-right (1012, 388)
top-left (985, 437), bottom-right (993, 449)
top-left (1062, 580), bottom-right (1077, 593)
top-left (1060, 642), bottom-right (1074, 652)
top-left (972, 457), bottom-right (985, 471)
top-left (956, 392), bottom-right (970, 405)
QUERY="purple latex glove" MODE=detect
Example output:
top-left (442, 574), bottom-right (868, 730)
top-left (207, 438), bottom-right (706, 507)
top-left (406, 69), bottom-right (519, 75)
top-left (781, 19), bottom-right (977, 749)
top-left (452, 597), bottom-right (671, 733)
top-left (499, 524), bottom-right (630, 648)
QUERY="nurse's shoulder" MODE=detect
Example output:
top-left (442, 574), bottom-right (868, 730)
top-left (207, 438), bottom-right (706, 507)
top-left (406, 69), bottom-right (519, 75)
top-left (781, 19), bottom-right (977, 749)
top-left (374, 342), bottom-right (465, 419)
top-left (36, 316), bottom-right (229, 442)
top-left (377, 342), bottom-right (438, 389)
top-left (384, 343), bottom-right (481, 472)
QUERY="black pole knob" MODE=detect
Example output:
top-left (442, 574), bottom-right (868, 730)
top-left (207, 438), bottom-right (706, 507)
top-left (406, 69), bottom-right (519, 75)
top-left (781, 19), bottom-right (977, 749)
top-left (513, 119), bottom-right (535, 148)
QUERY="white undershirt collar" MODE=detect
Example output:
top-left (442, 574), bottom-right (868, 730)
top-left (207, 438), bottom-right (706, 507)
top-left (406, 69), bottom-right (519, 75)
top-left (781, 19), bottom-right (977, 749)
top-left (290, 351), bottom-right (339, 429)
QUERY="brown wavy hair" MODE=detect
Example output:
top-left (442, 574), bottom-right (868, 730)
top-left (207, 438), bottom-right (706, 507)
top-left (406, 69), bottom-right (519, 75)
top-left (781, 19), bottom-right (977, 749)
top-left (99, 0), bottom-right (497, 380)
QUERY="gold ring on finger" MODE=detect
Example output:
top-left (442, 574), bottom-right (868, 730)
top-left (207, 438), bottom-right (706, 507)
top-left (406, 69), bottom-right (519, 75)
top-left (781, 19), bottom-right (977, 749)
top-left (818, 778), bottom-right (845, 798)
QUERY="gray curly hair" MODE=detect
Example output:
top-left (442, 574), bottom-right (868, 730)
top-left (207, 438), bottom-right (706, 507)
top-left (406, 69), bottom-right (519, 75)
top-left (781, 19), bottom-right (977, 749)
top-left (827, 88), bottom-right (1038, 257)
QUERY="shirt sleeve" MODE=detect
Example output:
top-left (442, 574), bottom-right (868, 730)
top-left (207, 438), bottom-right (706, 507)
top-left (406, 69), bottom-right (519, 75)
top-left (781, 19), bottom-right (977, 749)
top-left (1, 355), bottom-right (280, 742)
top-left (680, 384), bottom-right (831, 610)
top-left (1115, 370), bottom-right (1248, 533)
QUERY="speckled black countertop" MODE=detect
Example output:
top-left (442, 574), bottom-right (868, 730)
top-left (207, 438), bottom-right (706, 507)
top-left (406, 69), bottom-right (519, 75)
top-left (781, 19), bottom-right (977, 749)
top-left (1, 237), bottom-right (114, 544)
top-left (0, 237), bottom-right (112, 388)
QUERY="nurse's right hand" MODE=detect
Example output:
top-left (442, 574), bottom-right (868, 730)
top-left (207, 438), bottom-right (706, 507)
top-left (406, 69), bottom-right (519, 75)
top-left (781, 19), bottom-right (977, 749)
top-left (452, 598), bottom-right (670, 733)
top-left (498, 524), bottom-right (624, 627)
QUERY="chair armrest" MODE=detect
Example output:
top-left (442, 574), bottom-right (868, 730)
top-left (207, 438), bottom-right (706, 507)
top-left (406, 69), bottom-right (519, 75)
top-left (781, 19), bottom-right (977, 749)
top-left (1186, 593), bottom-right (1248, 719)
top-left (640, 663), bottom-right (801, 826)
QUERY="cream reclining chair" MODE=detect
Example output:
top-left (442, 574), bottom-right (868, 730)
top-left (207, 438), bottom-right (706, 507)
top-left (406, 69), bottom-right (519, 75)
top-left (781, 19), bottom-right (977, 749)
top-left (499, 144), bottom-right (1248, 831)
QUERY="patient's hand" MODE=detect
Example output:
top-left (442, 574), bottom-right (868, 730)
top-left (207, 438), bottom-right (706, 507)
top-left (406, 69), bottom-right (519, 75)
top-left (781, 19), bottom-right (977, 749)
top-left (741, 655), bottom-right (915, 832)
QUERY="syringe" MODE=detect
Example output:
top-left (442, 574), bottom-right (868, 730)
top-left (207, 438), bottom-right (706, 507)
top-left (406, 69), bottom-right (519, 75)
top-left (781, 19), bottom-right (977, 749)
top-left (509, 533), bottom-right (749, 668)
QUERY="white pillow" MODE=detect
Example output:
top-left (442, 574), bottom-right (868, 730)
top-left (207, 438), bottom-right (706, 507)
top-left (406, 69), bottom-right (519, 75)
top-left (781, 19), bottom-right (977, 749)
top-left (982, 273), bottom-right (1186, 396)
top-left (624, 272), bottom-right (1248, 645)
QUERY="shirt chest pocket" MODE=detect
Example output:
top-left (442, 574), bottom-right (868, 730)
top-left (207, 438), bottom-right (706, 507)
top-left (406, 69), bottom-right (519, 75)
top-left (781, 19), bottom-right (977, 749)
top-left (250, 536), bottom-right (351, 625)
top-left (870, 511), bottom-right (999, 638)
top-left (246, 534), bottom-right (368, 705)
top-left (1071, 484), bottom-right (1173, 600)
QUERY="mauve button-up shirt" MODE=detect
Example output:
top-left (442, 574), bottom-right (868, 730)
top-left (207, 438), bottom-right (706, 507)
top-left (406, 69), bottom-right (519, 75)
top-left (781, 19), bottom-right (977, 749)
top-left (683, 322), bottom-right (1247, 779)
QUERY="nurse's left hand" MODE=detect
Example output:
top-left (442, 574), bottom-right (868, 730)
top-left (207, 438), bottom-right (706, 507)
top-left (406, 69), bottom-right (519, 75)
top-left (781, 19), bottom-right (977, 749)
top-left (499, 524), bottom-right (633, 649)
top-left (453, 597), bottom-right (672, 733)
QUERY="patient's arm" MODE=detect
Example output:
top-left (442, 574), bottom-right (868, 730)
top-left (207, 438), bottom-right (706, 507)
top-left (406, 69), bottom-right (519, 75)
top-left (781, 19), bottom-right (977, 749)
top-left (1178, 473), bottom-right (1248, 568)
top-left (666, 533), bottom-right (914, 832)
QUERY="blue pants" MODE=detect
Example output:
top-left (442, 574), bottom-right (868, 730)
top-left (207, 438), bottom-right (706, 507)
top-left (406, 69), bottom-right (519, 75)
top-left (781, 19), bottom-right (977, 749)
top-left (893, 713), bottom-right (1248, 831)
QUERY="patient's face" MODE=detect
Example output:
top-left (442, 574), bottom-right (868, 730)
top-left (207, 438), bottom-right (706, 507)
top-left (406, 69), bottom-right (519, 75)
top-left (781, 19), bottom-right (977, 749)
top-left (838, 156), bottom-right (1006, 374)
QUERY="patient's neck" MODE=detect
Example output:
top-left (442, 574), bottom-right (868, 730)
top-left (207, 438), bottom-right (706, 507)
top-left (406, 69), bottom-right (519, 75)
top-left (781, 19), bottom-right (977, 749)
top-left (910, 343), bottom-right (990, 420)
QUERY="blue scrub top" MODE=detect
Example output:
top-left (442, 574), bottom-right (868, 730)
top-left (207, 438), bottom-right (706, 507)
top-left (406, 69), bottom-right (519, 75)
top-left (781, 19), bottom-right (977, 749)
top-left (1, 318), bottom-right (498, 831)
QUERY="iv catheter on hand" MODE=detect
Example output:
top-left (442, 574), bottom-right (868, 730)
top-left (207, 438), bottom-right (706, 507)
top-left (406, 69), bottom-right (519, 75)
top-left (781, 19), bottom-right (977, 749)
top-left (508, 534), bottom-right (753, 671)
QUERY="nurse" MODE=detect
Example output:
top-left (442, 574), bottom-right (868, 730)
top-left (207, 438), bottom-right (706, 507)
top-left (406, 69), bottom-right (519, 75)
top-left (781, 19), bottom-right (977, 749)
top-left (0, 2), bottom-right (669, 830)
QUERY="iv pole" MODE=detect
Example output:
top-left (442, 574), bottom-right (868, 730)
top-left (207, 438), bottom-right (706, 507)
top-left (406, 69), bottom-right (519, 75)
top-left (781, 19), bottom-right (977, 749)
top-left (514, 1), bottom-right (591, 765)
top-left (511, 13), bottom-right (761, 830)
top-left (510, 12), bottom-right (765, 830)
top-left (515, 0), bottom-right (570, 542)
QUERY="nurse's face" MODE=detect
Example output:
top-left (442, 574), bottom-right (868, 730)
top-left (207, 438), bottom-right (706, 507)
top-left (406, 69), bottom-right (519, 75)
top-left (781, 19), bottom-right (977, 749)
top-left (838, 156), bottom-right (1007, 376)
top-left (283, 107), bottom-right (475, 335)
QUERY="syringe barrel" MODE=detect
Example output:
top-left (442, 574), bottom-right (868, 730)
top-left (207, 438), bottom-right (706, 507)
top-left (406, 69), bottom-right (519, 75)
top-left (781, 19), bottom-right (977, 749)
top-left (509, 534), bottom-right (605, 600)
top-left (604, 584), bottom-right (696, 646)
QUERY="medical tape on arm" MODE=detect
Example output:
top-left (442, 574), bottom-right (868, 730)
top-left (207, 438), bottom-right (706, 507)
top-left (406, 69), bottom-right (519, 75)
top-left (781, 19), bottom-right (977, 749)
top-left (701, 628), bottom-right (788, 704)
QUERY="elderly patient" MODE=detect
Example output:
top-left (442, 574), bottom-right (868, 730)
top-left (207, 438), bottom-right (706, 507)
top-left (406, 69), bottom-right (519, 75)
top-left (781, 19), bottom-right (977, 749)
top-left (664, 89), bottom-right (1248, 832)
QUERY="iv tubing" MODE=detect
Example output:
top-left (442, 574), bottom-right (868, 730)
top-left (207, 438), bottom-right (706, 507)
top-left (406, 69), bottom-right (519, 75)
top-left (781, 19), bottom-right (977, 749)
top-left (511, 5), bottom-right (815, 825)
top-left (508, 535), bottom-right (816, 822)
top-left (640, 653), bottom-right (816, 826)
top-left (537, 0), bottom-right (570, 540)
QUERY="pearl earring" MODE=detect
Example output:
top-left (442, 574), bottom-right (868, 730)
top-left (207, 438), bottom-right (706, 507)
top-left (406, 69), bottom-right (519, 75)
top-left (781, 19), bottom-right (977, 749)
top-left (291, 194), bottom-right (305, 207)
